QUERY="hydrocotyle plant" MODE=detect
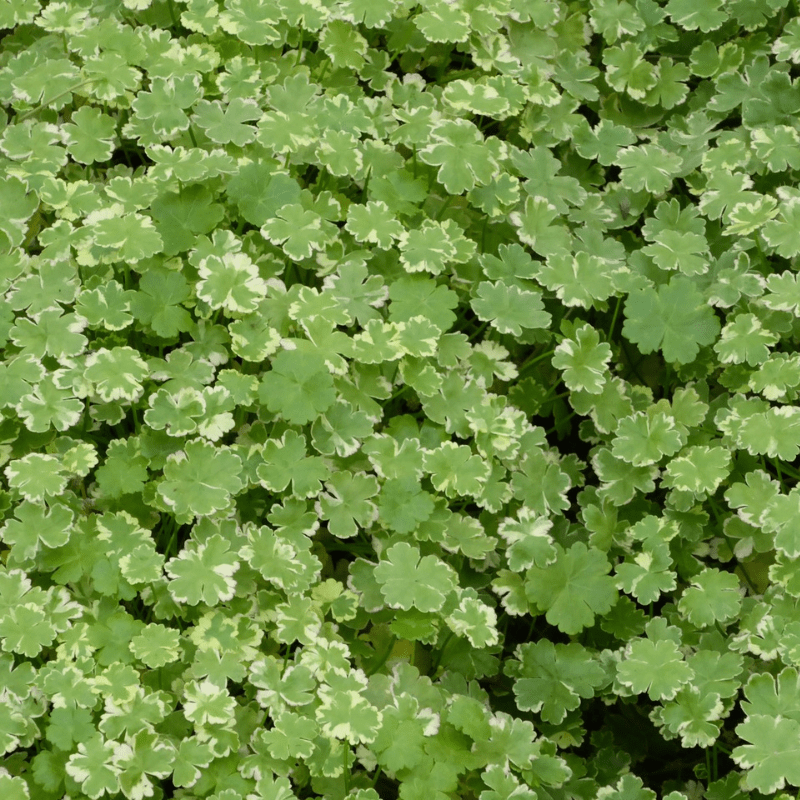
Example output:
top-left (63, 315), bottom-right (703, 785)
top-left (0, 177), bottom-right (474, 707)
top-left (2, 1), bottom-right (800, 799)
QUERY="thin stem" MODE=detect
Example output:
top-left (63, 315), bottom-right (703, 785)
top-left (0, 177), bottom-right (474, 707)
top-left (15, 78), bottom-right (99, 123)
top-left (707, 497), bottom-right (759, 594)
top-left (608, 295), bottom-right (622, 341)
top-left (540, 384), bottom-right (570, 404)
top-left (619, 336), bottom-right (649, 387)
top-left (437, 67), bottom-right (482, 85)
top-left (434, 195), bottom-right (454, 221)
top-left (518, 347), bottom-right (556, 376)
top-left (361, 167), bottom-right (371, 202)
top-left (342, 746), bottom-right (350, 795)
top-left (166, 0), bottom-right (179, 29)
top-left (164, 517), bottom-right (180, 558)
top-left (545, 411), bottom-right (577, 437)
top-left (365, 635), bottom-right (397, 677)
top-left (389, 384), bottom-right (411, 402)
top-left (713, 741), bottom-right (718, 781)
top-left (130, 404), bottom-right (140, 435)
top-left (429, 629), bottom-right (455, 675)
top-left (282, 643), bottom-right (291, 674)
top-left (468, 320), bottom-right (490, 342)
top-left (774, 457), bottom-right (784, 487)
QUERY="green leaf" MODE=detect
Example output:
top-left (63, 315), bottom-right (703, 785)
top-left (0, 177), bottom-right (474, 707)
top-left (603, 42), bottom-right (659, 98)
top-left (62, 106), bottom-right (117, 164)
top-left (423, 441), bottom-right (490, 498)
top-left (130, 266), bottom-right (193, 338)
top-left (471, 281), bottom-right (551, 336)
top-left (612, 409), bottom-right (684, 466)
top-left (158, 440), bottom-right (244, 519)
top-left (256, 429), bottom-right (331, 499)
top-left (65, 734), bottom-right (121, 799)
top-left (260, 203), bottom-right (338, 261)
top-left (677, 567), bottom-right (743, 627)
top-left (615, 541), bottom-right (677, 605)
top-left (317, 470), bottom-right (379, 539)
top-left (525, 542), bottom-right (618, 635)
top-left (733, 715), bottom-right (800, 793)
top-left (150, 185), bottom-right (225, 256)
top-left (166, 533), bottom-right (240, 606)
top-left (497, 506), bottom-right (557, 573)
top-left (226, 164), bottom-right (301, 227)
top-left (16, 374), bottom-right (83, 433)
top-left (345, 200), bottom-right (405, 250)
top-left (193, 98), bottom-right (260, 146)
top-left (510, 195), bottom-right (571, 257)
top-left (319, 20), bottom-right (369, 70)
top-left (623, 277), bottom-right (720, 364)
top-left (259, 350), bottom-right (336, 425)
top-left (5, 453), bottom-right (67, 502)
top-left (445, 593), bottom-right (499, 648)
top-left (552, 323), bottom-right (612, 394)
top-left (374, 542), bottom-right (458, 613)
top-left (419, 120), bottom-right (504, 194)
top-left (507, 639), bottom-right (606, 723)
top-left (617, 637), bottom-right (693, 701)
top-left (85, 346), bottom-right (149, 403)
top-left (0, 500), bottom-right (72, 562)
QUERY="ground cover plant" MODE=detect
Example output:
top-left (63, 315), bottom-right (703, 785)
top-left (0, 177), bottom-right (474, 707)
top-left (3, 0), bottom-right (800, 798)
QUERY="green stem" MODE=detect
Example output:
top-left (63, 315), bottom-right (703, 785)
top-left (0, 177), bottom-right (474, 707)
top-left (343, 746), bottom-right (350, 795)
top-left (365, 635), bottom-right (397, 677)
top-left (429, 629), bottom-right (455, 675)
top-left (389, 384), bottom-right (411, 402)
top-left (619, 336), bottom-right (649, 387)
top-left (774, 457), bottom-right (784, 487)
top-left (469, 320), bottom-right (490, 342)
top-left (282, 643), bottom-right (291, 674)
top-left (188, 126), bottom-right (198, 148)
top-left (164, 518), bottom-right (180, 558)
top-left (434, 195), bottom-right (454, 221)
top-left (361, 167), bottom-right (371, 202)
top-left (540, 384), bottom-right (570, 404)
top-left (371, 766), bottom-right (382, 789)
top-left (608, 294), bottom-right (622, 341)
top-left (707, 497), bottom-right (759, 594)
top-left (545, 411), bottom-right (577, 437)
top-left (713, 741), bottom-right (718, 781)
top-left (166, 0), bottom-right (179, 28)
top-left (130, 404), bottom-right (140, 435)
top-left (15, 78), bottom-right (99, 123)
top-left (518, 347), bottom-right (556, 376)
top-left (437, 67), bottom-right (482, 85)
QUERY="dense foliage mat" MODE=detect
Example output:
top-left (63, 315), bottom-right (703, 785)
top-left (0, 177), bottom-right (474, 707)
top-left (2, 0), bottom-right (800, 798)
